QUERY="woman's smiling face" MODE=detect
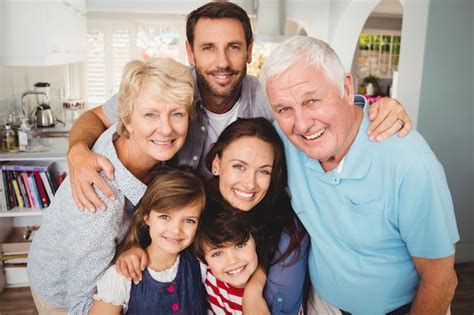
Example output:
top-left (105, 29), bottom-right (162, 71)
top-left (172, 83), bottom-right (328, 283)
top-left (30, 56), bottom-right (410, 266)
top-left (212, 136), bottom-right (274, 212)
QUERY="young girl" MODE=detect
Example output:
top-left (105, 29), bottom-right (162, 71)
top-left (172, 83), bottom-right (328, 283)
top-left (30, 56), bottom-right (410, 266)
top-left (89, 166), bottom-right (207, 315)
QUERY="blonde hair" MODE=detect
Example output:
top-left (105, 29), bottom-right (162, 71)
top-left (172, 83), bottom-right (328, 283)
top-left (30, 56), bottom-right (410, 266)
top-left (116, 58), bottom-right (195, 137)
top-left (115, 166), bottom-right (206, 256)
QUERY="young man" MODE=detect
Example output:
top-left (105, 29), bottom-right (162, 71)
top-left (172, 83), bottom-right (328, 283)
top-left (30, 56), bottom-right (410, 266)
top-left (68, 2), bottom-right (412, 213)
top-left (260, 36), bottom-right (459, 314)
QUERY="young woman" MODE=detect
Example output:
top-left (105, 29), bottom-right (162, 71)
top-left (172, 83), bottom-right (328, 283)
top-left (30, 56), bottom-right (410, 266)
top-left (90, 167), bottom-right (207, 314)
top-left (118, 117), bottom-right (309, 314)
top-left (27, 57), bottom-right (195, 314)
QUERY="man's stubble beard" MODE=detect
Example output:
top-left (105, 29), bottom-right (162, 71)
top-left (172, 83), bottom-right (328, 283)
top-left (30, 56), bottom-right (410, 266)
top-left (196, 65), bottom-right (247, 100)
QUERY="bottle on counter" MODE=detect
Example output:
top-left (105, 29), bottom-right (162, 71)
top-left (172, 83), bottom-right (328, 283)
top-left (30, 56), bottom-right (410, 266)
top-left (17, 118), bottom-right (32, 151)
top-left (2, 123), bottom-right (16, 151)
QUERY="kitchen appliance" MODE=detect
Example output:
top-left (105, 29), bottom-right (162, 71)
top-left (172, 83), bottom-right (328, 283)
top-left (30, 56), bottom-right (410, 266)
top-left (32, 104), bottom-right (55, 128)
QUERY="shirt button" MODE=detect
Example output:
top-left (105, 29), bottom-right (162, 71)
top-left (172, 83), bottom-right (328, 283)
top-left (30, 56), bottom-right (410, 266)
top-left (193, 156), bottom-right (198, 161)
top-left (201, 126), bottom-right (206, 132)
top-left (166, 285), bottom-right (175, 293)
top-left (171, 303), bottom-right (180, 313)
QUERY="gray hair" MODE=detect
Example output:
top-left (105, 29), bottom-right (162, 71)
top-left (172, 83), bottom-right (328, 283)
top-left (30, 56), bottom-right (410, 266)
top-left (259, 36), bottom-right (345, 97)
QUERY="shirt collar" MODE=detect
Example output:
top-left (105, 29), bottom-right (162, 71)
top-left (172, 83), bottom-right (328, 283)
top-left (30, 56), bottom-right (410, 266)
top-left (94, 124), bottom-right (147, 206)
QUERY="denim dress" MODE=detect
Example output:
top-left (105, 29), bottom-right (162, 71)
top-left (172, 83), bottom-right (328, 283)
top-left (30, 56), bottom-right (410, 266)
top-left (126, 249), bottom-right (206, 314)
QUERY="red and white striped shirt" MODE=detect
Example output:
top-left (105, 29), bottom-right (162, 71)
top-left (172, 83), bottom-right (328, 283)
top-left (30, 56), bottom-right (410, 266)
top-left (205, 269), bottom-right (244, 315)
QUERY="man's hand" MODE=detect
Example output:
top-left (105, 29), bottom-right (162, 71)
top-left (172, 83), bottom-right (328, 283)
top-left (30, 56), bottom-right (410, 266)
top-left (368, 97), bottom-right (412, 142)
top-left (68, 141), bottom-right (115, 211)
top-left (115, 246), bottom-right (148, 284)
top-left (242, 266), bottom-right (270, 315)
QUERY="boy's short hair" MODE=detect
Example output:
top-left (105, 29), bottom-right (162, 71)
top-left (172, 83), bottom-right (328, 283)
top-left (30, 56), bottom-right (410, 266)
top-left (194, 197), bottom-right (256, 264)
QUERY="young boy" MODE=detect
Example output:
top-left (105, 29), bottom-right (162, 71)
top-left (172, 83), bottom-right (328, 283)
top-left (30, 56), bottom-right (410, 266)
top-left (194, 199), bottom-right (259, 315)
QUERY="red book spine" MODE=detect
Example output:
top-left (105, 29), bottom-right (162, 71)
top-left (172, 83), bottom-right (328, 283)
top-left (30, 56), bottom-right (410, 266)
top-left (34, 172), bottom-right (49, 207)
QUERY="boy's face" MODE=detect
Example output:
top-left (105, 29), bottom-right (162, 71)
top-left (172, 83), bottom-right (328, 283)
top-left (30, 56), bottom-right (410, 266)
top-left (204, 235), bottom-right (258, 288)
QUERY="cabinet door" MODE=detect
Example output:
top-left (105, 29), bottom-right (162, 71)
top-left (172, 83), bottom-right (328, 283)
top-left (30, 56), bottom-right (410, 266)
top-left (0, 0), bottom-right (86, 66)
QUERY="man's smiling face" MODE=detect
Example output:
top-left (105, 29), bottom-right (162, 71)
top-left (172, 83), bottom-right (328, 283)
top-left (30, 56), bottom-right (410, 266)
top-left (266, 61), bottom-right (357, 163)
top-left (186, 18), bottom-right (252, 107)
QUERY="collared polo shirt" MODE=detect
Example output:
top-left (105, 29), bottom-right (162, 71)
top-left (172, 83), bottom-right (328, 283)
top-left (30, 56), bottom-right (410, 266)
top-left (276, 97), bottom-right (459, 314)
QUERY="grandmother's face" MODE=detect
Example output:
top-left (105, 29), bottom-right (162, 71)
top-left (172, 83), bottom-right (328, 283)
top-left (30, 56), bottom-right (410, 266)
top-left (124, 84), bottom-right (189, 166)
top-left (212, 136), bottom-right (273, 212)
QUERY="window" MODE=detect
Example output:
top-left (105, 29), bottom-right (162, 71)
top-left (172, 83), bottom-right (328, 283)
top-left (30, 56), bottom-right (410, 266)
top-left (357, 33), bottom-right (401, 79)
top-left (85, 14), bottom-right (185, 106)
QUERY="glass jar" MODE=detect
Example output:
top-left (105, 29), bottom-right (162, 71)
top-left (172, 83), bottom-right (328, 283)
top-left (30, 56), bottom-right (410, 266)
top-left (2, 123), bottom-right (16, 151)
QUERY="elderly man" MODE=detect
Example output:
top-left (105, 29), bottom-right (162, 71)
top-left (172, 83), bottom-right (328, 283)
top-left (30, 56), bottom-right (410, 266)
top-left (260, 36), bottom-right (459, 315)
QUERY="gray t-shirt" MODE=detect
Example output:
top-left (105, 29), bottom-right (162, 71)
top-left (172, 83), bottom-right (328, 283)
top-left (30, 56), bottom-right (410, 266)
top-left (102, 70), bottom-right (274, 179)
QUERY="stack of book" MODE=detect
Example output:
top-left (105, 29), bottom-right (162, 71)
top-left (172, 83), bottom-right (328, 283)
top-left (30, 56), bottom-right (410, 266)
top-left (0, 161), bottom-right (65, 211)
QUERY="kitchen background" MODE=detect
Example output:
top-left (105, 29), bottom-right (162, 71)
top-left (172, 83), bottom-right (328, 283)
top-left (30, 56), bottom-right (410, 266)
top-left (0, 0), bottom-right (472, 264)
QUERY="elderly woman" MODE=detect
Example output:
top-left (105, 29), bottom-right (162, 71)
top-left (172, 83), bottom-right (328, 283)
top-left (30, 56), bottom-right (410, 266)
top-left (27, 57), bottom-right (194, 314)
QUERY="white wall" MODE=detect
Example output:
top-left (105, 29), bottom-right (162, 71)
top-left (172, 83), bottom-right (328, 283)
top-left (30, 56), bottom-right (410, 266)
top-left (416, 0), bottom-right (474, 263)
top-left (396, 0), bottom-right (430, 126)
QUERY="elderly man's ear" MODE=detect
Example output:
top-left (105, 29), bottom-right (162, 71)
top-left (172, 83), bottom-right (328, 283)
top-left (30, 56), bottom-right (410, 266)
top-left (343, 74), bottom-right (355, 103)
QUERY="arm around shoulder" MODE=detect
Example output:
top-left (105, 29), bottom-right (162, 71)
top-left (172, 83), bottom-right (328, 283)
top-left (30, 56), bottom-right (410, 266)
top-left (68, 106), bottom-right (116, 211)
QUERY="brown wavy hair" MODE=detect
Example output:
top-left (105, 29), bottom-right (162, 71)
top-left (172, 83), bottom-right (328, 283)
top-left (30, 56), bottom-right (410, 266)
top-left (116, 166), bottom-right (206, 256)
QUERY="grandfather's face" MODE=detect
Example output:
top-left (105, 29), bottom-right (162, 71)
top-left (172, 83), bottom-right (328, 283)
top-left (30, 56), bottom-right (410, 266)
top-left (186, 18), bottom-right (252, 109)
top-left (266, 61), bottom-right (359, 165)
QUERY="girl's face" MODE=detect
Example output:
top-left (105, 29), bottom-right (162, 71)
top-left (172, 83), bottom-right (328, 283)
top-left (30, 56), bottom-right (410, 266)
top-left (204, 235), bottom-right (258, 288)
top-left (124, 84), bottom-right (189, 168)
top-left (144, 203), bottom-right (201, 256)
top-left (212, 136), bottom-right (274, 212)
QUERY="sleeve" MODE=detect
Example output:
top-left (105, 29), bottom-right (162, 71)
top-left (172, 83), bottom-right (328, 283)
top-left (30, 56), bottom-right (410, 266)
top-left (66, 196), bottom-right (127, 314)
top-left (93, 264), bottom-right (131, 306)
top-left (264, 231), bottom-right (310, 315)
top-left (398, 153), bottom-right (460, 258)
top-left (101, 93), bottom-right (120, 124)
top-left (199, 260), bottom-right (208, 283)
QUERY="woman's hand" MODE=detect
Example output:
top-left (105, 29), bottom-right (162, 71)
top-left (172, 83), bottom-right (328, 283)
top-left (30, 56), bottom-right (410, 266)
top-left (115, 246), bottom-right (148, 284)
top-left (367, 97), bottom-right (412, 142)
top-left (242, 266), bottom-right (270, 315)
top-left (68, 141), bottom-right (116, 212)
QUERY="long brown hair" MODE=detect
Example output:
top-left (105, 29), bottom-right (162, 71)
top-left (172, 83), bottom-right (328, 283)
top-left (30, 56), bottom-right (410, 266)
top-left (116, 166), bottom-right (206, 257)
top-left (206, 118), bottom-right (306, 270)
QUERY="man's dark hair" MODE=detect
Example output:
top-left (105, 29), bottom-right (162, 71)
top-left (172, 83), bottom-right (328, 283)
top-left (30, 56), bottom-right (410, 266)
top-left (193, 197), bottom-right (257, 264)
top-left (186, 1), bottom-right (253, 48)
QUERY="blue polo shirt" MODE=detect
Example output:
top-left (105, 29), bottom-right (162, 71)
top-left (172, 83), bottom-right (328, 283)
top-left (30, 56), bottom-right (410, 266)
top-left (276, 97), bottom-right (459, 314)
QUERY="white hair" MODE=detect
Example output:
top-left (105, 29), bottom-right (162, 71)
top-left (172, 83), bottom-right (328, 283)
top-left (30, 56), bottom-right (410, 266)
top-left (259, 36), bottom-right (346, 97)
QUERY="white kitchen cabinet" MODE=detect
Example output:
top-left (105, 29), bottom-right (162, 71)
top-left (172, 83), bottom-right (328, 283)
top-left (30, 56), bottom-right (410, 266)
top-left (1, 0), bottom-right (87, 66)
top-left (0, 137), bottom-right (68, 290)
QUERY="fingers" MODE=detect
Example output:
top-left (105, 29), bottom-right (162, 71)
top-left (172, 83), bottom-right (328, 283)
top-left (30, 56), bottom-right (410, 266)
top-left (397, 111), bottom-right (413, 137)
top-left (367, 97), bottom-right (407, 141)
top-left (67, 143), bottom-right (116, 211)
top-left (140, 254), bottom-right (147, 272)
top-left (372, 119), bottom-right (405, 142)
top-left (116, 247), bottom-right (147, 284)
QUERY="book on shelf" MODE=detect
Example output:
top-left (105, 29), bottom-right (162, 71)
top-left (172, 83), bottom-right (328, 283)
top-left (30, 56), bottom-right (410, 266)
top-left (0, 160), bottom-right (66, 210)
top-left (14, 172), bottom-right (30, 208)
top-left (11, 179), bottom-right (24, 208)
top-left (39, 171), bottom-right (54, 203)
top-left (34, 172), bottom-right (49, 207)
top-left (0, 170), bottom-right (7, 211)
